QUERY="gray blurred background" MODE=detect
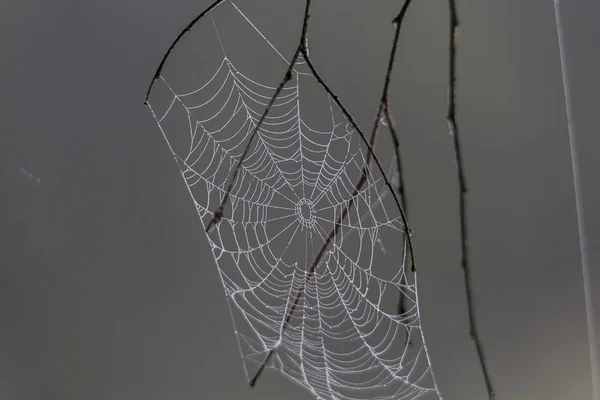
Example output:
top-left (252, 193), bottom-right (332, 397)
top-left (1, 0), bottom-right (599, 399)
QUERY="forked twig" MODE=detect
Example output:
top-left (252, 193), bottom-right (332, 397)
top-left (445, 1), bottom-right (494, 398)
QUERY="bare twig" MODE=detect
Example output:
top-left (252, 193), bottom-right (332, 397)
top-left (301, 49), bottom-right (416, 274)
top-left (144, 0), bottom-right (228, 104)
top-left (374, 0), bottom-right (414, 336)
top-left (204, 52), bottom-right (299, 233)
top-left (250, 124), bottom-right (379, 386)
top-left (444, 1), bottom-right (494, 398)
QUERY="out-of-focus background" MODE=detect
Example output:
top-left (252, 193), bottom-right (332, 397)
top-left (1, 0), bottom-right (598, 399)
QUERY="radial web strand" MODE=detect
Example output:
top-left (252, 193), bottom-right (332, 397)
top-left (146, 2), bottom-right (441, 399)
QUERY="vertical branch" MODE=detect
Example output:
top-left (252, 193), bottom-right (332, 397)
top-left (445, 1), bottom-right (494, 398)
top-left (376, 0), bottom-right (414, 334)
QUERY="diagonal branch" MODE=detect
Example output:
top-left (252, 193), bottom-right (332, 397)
top-left (203, 51), bottom-right (299, 233)
top-left (249, 128), bottom-right (378, 387)
top-left (445, 1), bottom-right (495, 398)
top-left (374, 0), bottom-right (414, 337)
top-left (300, 50), bottom-right (414, 261)
top-left (144, 0), bottom-right (228, 104)
top-left (249, 1), bottom-right (418, 388)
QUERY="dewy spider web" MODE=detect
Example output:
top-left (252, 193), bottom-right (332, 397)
top-left (146, 2), bottom-right (441, 399)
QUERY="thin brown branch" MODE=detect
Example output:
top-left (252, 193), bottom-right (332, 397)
top-left (383, 0), bottom-right (413, 221)
top-left (377, 0), bottom-right (414, 328)
top-left (250, 128), bottom-right (378, 387)
top-left (204, 50), bottom-right (299, 233)
top-left (384, 105), bottom-right (410, 337)
top-left (144, 0), bottom-right (228, 104)
top-left (445, 1), bottom-right (495, 398)
top-left (301, 49), bottom-right (416, 273)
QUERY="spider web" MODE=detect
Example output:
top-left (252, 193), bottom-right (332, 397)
top-left (146, 2), bottom-right (441, 399)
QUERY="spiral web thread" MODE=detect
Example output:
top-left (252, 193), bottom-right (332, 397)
top-left (146, 3), bottom-right (441, 399)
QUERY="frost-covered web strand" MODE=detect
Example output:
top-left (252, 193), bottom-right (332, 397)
top-left (553, 2), bottom-right (599, 399)
top-left (145, 2), bottom-right (441, 399)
